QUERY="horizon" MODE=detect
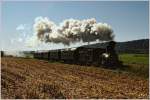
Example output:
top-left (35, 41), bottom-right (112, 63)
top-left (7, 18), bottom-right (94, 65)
top-left (1, 1), bottom-right (149, 51)
top-left (2, 38), bottom-right (149, 52)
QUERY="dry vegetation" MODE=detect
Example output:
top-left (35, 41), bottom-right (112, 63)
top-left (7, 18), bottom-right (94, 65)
top-left (1, 57), bottom-right (149, 99)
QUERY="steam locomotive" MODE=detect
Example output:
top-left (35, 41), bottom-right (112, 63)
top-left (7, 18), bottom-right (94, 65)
top-left (33, 41), bottom-right (121, 68)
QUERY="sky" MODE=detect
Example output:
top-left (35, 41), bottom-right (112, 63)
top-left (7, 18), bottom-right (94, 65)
top-left (0, 1), bottom-right (149, 51)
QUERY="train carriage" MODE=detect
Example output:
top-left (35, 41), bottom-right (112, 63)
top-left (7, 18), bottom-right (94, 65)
top-left (34, 51), bottom-right (45, 59)
top-left (76, 47), bottom-right (93, 65)
top-left (42, 51), bottom-right (50, 60)
top-left (61, 48), bottom-right (76, 63)
top-left (49, 50), bottom-right (61, 61)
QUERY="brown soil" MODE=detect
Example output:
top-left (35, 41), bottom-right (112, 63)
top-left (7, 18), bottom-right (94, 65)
top-left (1, 57), bottom-right (149, 99)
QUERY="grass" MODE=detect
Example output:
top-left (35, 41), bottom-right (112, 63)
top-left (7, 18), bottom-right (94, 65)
top-left (118, 53), bottom-right (149, 78)
top-left (119, 54), bottom-right (149, 65)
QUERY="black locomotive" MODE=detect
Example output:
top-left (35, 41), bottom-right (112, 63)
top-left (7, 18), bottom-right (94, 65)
top-left (33, 41), bottom-right (121, 68)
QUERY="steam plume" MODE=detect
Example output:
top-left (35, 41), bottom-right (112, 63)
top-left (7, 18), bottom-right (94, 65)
top-left (33, 17), bottom-right (114, 45)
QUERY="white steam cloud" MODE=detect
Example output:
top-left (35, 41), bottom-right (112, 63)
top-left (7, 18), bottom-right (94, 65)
top-left (4, 51), bottom-right (26, 57)
top-left (31, 17), bottom-right (114, 45)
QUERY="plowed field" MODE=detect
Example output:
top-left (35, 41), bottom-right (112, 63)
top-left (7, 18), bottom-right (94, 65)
top-left (1, 57), bottom-right (149, 99)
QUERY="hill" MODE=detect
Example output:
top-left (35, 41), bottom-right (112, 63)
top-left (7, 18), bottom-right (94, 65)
top-left (81, 39), bottom-right (149, 54)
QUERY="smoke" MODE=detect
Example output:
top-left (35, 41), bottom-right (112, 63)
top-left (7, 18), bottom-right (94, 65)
top-left (4, 51), bottom-right (26, 57)
top-left (31, 17), bottom-right (114, 46)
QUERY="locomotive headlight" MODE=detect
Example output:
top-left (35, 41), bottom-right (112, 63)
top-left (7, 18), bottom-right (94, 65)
top-left (102, 53), bottom-right (109, 58)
